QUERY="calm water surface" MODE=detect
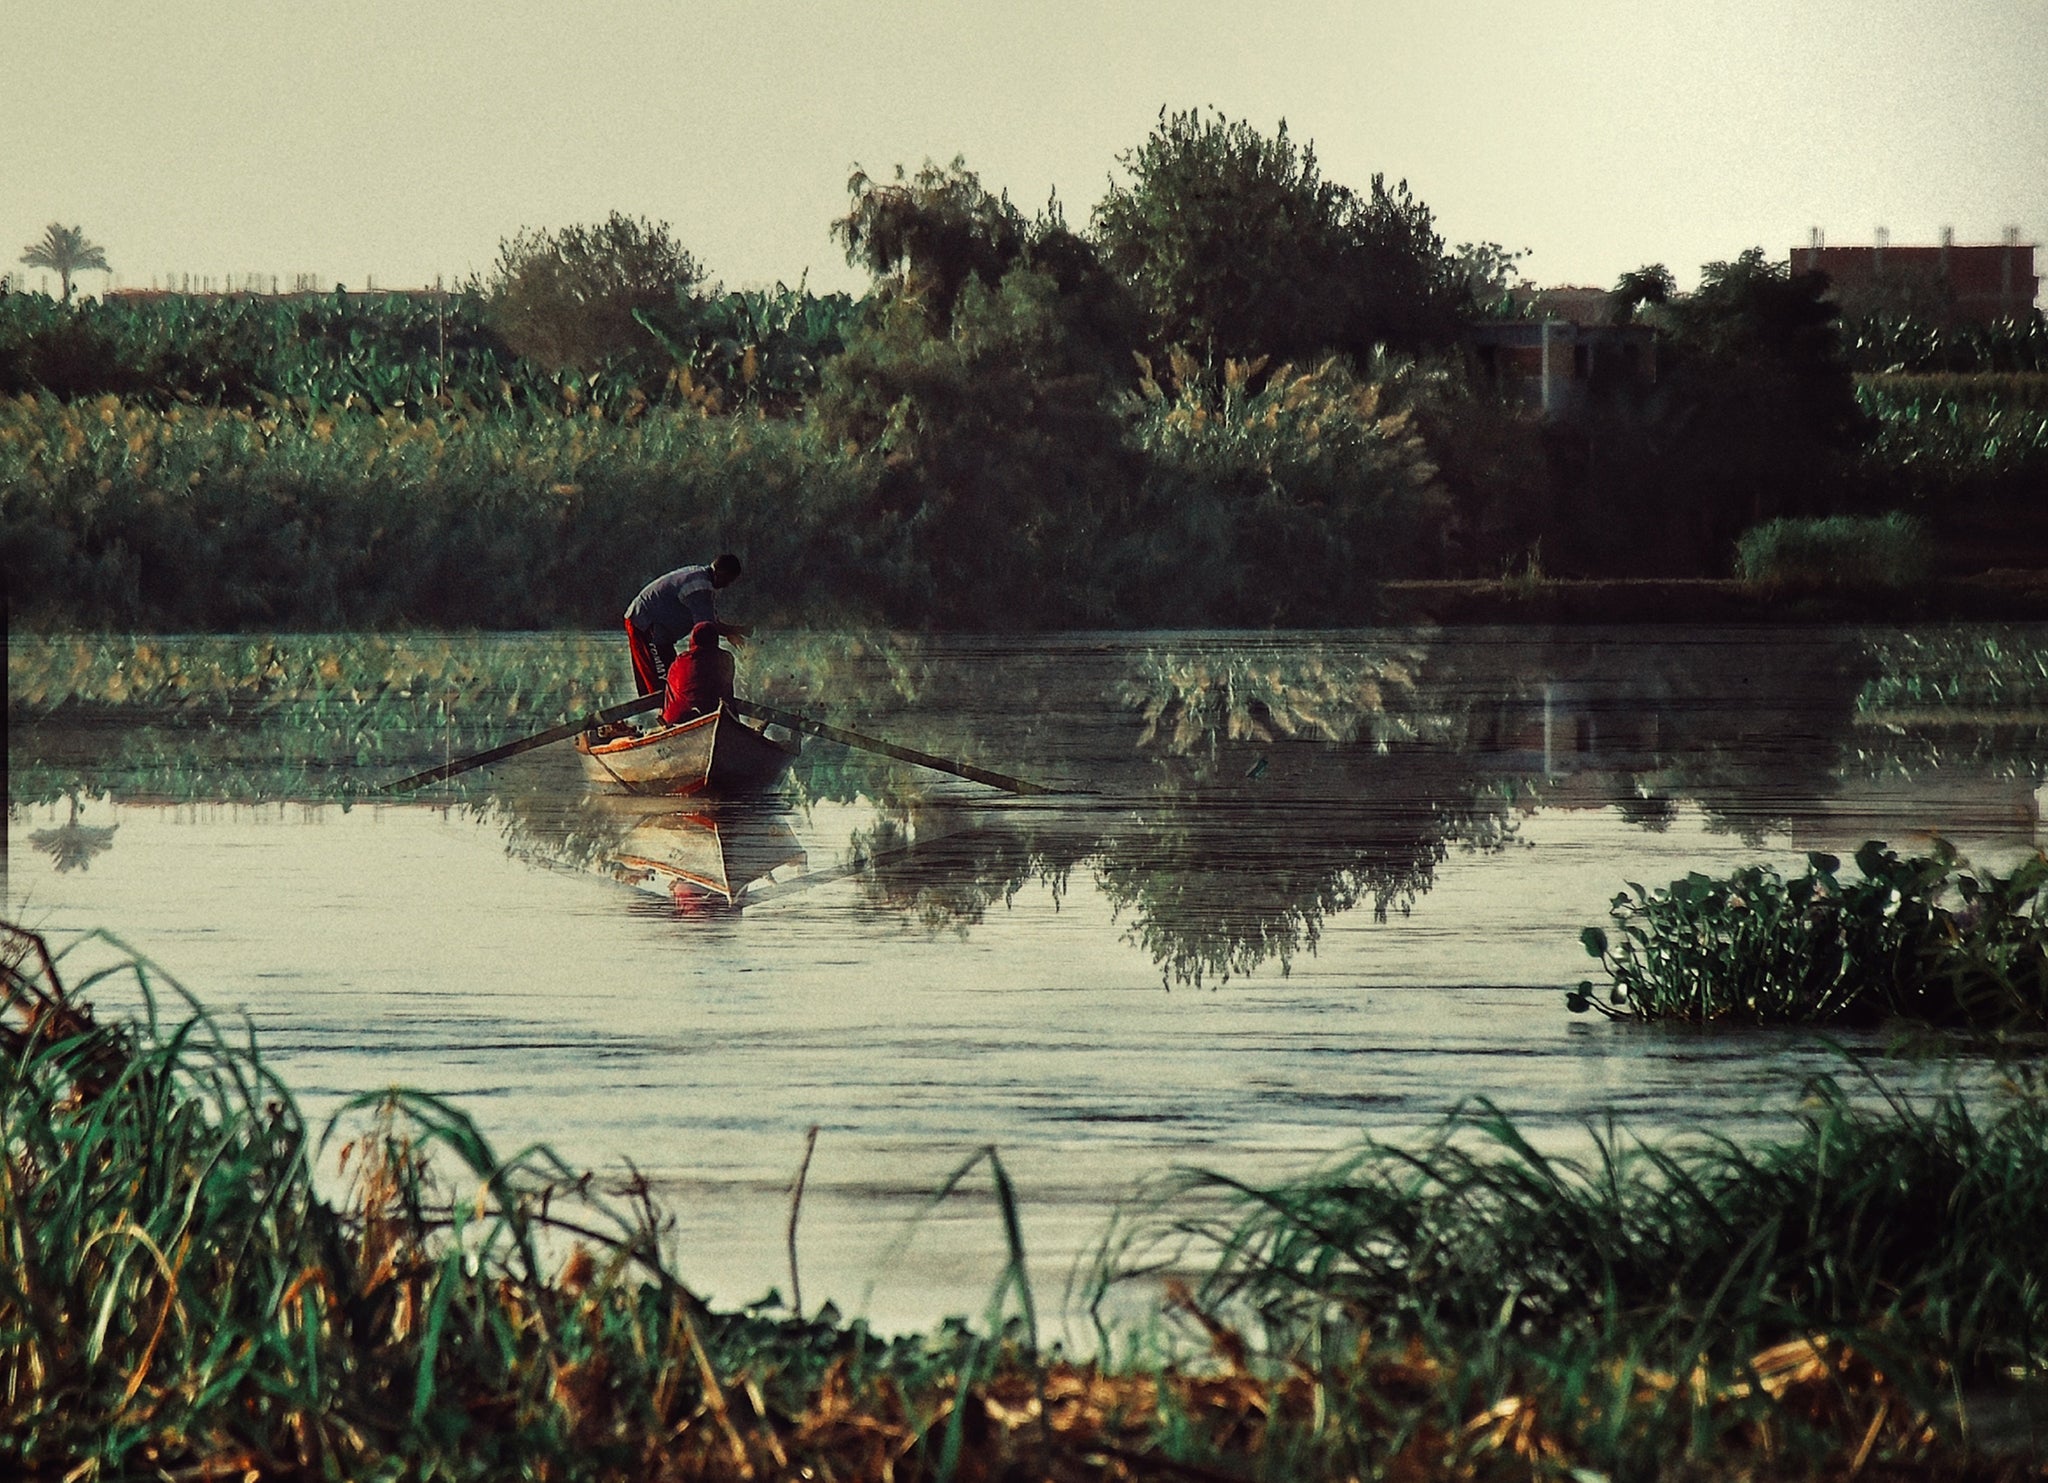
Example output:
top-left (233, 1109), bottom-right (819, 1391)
top-left (9, 626), bottom-right (2044, 1336)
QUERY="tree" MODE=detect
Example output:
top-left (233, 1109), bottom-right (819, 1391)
top-left (20, 223), bottom-right (109, 305)
top-left (1451, 241), bottom-right (1532, 318)
top-left (485, 212), bottom-right (703, 371)
top-left (832, 157), bottom-right (1028, 331)
top-left (1607, 264), bottom-right (1676, 324)
top-left (1557, 249), bottom-right (1869, 574)
top-left (816, 156), bottom-right (1144, 623)
top-left (1091, 109), bottom-right (1462, 365)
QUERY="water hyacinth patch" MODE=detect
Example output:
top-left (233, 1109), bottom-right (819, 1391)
top-left (1569, 840), bottom-right (2048, 1027)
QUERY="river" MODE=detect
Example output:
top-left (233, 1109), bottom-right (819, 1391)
top-left (8, 625), bottom-right (2044, 1337)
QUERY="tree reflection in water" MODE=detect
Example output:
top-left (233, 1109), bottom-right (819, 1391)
top-left (15, 627), bottom-right (2048, 988)
top-left (29, 793), bottom-right (119, 873)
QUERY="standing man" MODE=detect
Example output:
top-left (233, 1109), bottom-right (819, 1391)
top-left (624, 553), bottom-right (750, 697)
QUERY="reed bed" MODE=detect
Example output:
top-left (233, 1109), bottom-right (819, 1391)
top-left (8, 921), bottom-right (2045, 1479)
top-left (1093, 1074), bottom-right (2048, 1478)
top-left (0, 394), bottom-right (885, 631)
top-left (7, 632), bottom-right (632, 805)
top-left (1570, 840), bottom-right (2048, 1028)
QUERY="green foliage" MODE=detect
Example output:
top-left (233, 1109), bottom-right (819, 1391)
top-left (1116, 351), bottom-right (1448, 621)
top-left (1858, 627), bottom-right (2048, 715)
top-left (1557, 249), bottom-right (1869, 575)
top-left (1091, 108), bottom-right (1462, 364)
top-left (832, 157), bottom-right (1031, 330)
top-left (17, 928), bottom-right (2029, 1478)
top-left (812, 264), bottom-right (1136, 626)
top-left (1861, 371), bottom-right (2048, 413)
top-left (0, 285), bottom-right (632, 414)
top-left (1856, 375), bottom-right (2048, 508)
top-left (641, 281), bottom-right (862, 415)
top-left (0, 276), bottom-right (863, 417)
top-left (0, 925), bottom-right (1033, 1479)
top-left (1098, 1073), bottom-right (2048, 1471)
top-left (1659, 248), bottom-right (1868, 453)
top-left (1843, 308), bottom-right (2048, 374)
top-left (1607, 263), bottom-right (1676, 324)
top-left (1570, 840), bottom-right (2048, 1027)
top-left (485, 211), bottom-right (704, 372)
top-left (0, 396), bottom-right (884, 631)
top-left (1732, 512), bottom-right (1930, 587)
top-left (7, 632), bottom-right (637, 803)
top-left (1449, 240), bottom-right (1532, 319)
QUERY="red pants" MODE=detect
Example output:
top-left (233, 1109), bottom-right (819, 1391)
top-left (626, 619), bottom-right (672, 696)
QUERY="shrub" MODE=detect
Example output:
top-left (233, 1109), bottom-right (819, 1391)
top-left (486, 212), bottom-right (703, 372)
top-left (1732, 512), bottom-right (1930, 587)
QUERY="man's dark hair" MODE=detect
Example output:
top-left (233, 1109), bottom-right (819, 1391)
top-left (711, 552), bottom-right (743, 582)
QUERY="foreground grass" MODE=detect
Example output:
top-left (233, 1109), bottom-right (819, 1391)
top-left (5, 924), bottom-right (2047, 1478)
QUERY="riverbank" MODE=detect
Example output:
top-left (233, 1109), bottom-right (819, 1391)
top-left (5, 919), bottom-right (2046, 1479)
top-left (1383, 570), bottom-right (2048, 625)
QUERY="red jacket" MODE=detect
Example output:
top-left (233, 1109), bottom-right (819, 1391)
top-left (661, 622), bottom-right (735, 723)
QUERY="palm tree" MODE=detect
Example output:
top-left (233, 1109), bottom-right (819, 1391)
top-left (19, 222), bottom-right (111, 304)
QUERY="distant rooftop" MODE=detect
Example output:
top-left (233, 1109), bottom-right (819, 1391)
top-left (1507, 285), bottom-right (1614, 326)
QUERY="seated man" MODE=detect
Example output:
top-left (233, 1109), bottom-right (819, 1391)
top-left (661, 622), bottom-right (736, 724)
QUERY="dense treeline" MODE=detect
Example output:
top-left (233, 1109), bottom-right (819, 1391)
top-left (5, 108), bottom-right (2046, 630)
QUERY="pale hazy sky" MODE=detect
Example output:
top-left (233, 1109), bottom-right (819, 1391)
top-left (6, 0), bottom-right (2045, 299)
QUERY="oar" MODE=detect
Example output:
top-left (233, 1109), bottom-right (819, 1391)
top-left (730, 699), bottom-right (1060, 796)
top-left (376, 692), bottom-right (663, 795)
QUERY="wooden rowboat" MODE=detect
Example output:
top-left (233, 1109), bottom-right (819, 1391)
top-left (574, 703), bottom-right (800, 797)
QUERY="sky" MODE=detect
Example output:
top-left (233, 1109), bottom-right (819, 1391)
top-left (6, 0), bottom-right (2046, 301)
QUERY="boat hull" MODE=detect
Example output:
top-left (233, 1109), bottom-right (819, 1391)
top-left (574, 705), bottom-right (799, 797)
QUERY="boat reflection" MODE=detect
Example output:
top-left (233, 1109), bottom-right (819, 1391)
top-left (603, 801), bottom-right (807, 908)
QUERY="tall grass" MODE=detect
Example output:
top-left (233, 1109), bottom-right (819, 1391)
top-left (1733, 512), bottom-right (1931, 588)
top-left (1115, 352), bottom-right (1449, 622)
top-left (11, 921), bottom-right (2041, 1478)
top-left (1, 395), bottom-right (889, 631)
top-left (1093, 1074), bottom-right (2048, 1475)
top-left (6, 630), bottom-right (944, 806)
top-left (0, 923), bottom-right (1066, 1479)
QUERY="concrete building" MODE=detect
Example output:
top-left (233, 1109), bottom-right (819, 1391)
top-left (1464, 318), bottom-right (1658, 420)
